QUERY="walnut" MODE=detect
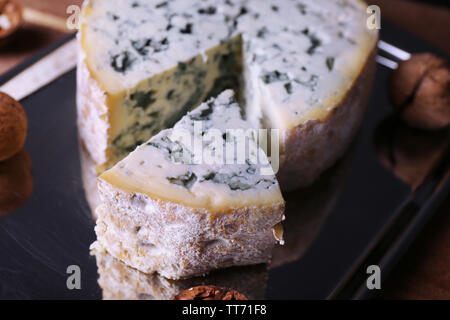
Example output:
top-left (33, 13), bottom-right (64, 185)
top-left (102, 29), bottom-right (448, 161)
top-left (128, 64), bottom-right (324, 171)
top-left (0, 92), bottom-right (27, 161)
top-left (0, 0), bottom-right (22, 44)
top-left (388, 53), bottom-right (450, 131)
top-left (173, 286), bottom-right (248, 300)
top-left (0, 149), bottom-right (33, 216)
top-left (374, 116), bottom-right (449, 190)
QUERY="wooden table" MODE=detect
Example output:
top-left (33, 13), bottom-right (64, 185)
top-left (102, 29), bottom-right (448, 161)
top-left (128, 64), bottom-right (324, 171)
top-left (0, 0), bottom-right (449, 300)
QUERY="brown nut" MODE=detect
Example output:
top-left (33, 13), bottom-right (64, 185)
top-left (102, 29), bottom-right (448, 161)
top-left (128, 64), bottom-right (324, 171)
top-left (374, 116), bottom-right (449, 190)
top-left (0, 0), bottom-right (22, 42)
top-left (388, 53), bottom-right (450, 131)
top-left (173, 286), bottom-right (248, 300)
top-left (0, 92), bottom-right (27, 161)
top-left (0, 149), bottom-right (33, 216)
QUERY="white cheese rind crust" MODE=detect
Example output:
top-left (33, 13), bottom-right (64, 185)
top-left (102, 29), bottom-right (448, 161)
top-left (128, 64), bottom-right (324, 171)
top-left (77, 0), bottom-right (378, 190)
top-left (79, 141), bottom-right (101, 217)
top-left (95, 179), bottom-right (284, 279)
top-left (77, 46), bottom-right (109, 168)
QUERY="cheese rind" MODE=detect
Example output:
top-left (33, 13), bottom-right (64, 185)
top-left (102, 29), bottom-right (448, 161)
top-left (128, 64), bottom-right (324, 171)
top-left (77, 0), bottom-right (378, 190)
top-left (94, 194), bottom-right (283, 279)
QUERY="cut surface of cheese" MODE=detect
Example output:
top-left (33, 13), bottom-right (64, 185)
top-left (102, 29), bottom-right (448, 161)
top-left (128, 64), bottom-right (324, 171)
top-left (100, 90), bottom-right (283, 213)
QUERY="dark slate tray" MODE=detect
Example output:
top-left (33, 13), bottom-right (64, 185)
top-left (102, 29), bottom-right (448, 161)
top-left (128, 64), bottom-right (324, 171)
top-left (0, 20), bottom-right (448, 300)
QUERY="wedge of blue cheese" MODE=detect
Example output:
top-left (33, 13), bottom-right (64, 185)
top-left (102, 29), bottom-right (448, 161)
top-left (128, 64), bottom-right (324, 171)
top-left (95, 90), bottom-right (285, 279)
top-left (77, 0), bottom-right (378, 190)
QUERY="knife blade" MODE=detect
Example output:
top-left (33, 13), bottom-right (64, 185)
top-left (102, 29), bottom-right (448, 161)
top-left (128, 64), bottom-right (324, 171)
top-left (0, 38), bottom-right (77, 101)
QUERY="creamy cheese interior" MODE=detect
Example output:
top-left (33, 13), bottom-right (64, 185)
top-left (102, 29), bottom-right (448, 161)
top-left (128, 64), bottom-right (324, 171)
top-left (101, 90), bottom-right (284, 211)
top-left (80, 0), bottom-right (377, 168)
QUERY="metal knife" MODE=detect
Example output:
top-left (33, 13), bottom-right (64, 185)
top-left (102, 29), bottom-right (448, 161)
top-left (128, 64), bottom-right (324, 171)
top-left (0, 38), bottom-right (77, 101)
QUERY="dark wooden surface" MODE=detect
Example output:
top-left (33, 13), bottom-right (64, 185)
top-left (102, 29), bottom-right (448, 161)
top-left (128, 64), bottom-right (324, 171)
top-left (0, 0), bottom-right (448, 300)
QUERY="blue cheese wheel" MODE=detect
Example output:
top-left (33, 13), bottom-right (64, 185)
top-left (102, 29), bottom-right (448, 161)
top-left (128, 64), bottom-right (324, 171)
top-left (77, 0), bottom-right (378, 190)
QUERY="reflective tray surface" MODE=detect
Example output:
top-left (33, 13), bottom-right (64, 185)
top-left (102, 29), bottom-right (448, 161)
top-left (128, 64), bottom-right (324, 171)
top-left (0, 21), bottom-right (448, 299)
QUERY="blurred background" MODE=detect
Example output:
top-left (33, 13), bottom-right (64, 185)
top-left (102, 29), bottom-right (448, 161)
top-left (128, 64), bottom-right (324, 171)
top-left (0, 0), bottom-right (449, 299)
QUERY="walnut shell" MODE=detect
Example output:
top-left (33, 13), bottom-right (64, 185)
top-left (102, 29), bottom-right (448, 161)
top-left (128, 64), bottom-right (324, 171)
top-left (0, 149), bottom-right (33, 216)
top-left (389, 53), bottom-right (450, 131)
top-left (374, 116), bottom-right (449, 190)
top-left (0, 92), bottom-right (27, 161)
top-left (173, 286), bottom-right (248, 300)
top-left (0, 0), bottom-right (22, 44)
